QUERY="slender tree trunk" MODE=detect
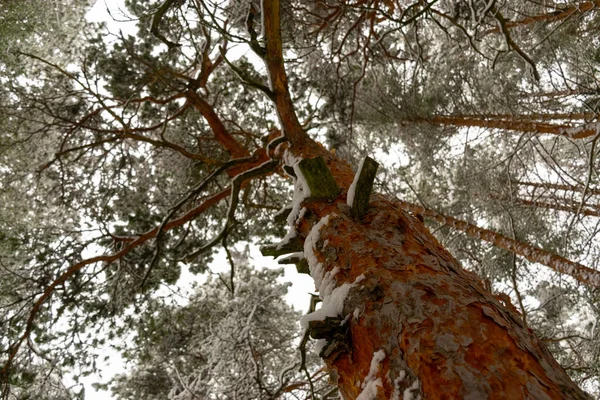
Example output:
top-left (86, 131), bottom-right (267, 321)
top-left (513, 180), bottom-right (600, 197)
top-left (485, 0), bottom-right (600, 33)
top-left (495, 194), bottom-right (600, 218)
top-left (394, 199), bottom-right (600, 287)
top-left (408, 115), bottom-right (600, 139)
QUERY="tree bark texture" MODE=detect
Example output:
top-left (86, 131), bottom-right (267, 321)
top-left (288, 155), bottom-right (591, 400)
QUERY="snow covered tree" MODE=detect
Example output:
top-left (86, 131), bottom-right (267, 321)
top-left (2, 0), bottom-right (600, 398)
top-left (109, 257), bottom-right (331, 399)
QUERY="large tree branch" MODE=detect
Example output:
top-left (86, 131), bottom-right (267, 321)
top-left (185, 89), bottom-right (250, 158)
top-left (261, 0), bottom-right (312, 148)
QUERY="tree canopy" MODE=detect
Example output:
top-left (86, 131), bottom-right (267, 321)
top-left (1, 0), bottom-right (600, 398)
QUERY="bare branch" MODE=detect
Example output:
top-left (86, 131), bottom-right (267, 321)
top-left (150, 0), bottom-right (183, 49)
top-left (491, 6), bottom-right (540, 81)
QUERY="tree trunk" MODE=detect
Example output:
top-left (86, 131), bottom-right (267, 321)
top-left (259, 1), bottom-right (592, 397)
top-left (393, 199), bottom-right (600, 287)
top-left (484, 0), bottom-right (600, 33)
top-left (287, 155), bottom-right (591, 399)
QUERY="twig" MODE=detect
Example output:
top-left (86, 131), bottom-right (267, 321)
top-left (150, 0), bottom-right (182, 49)
top-left (491, 7), bottom-right (540, 81)
top-left (184, 158), bottom-right (279, 261)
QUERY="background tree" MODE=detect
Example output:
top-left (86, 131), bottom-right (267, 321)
top-left (1, 0), bottom-right (600, 398)
top-left (108, 254), bottom-right (333, 399)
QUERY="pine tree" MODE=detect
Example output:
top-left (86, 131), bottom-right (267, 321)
top-left (2, 0), bottom-right (600, 398)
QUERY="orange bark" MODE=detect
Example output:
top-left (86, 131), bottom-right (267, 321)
top-left (262, 0), bottom-right (315, 149)
top-left (185, 89), bottom-right (250, 158)
top-left (291, 184), bottom-right (592, 399)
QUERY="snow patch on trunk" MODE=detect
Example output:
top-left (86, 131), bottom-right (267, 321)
top-left (356, 349), bottom-right (386, 400)
top-left (278, 154), bottom-right (311, 247)
top-left (303, 214), bottom-right (331, 290)
top-left (391, 375), bottom-right (420, 400)
top-left (300, 282), bottom-right (352, 330)
top-left (302, 219), bottom-right (366, 326)
top-left (387, 370), bottom-right (406, 400)
top-left (356, 378), bottom-right (383, 400)
top-left (403, 380), bottom-right (421, 400)
top-left (319, 267), bottom-right (340, 298)
top-left (347, 157), bottom-right (366, 207)
top-left (364, 350), bottom-right (386, 385)
top-left (283, 148), bottom-right (301, 166)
